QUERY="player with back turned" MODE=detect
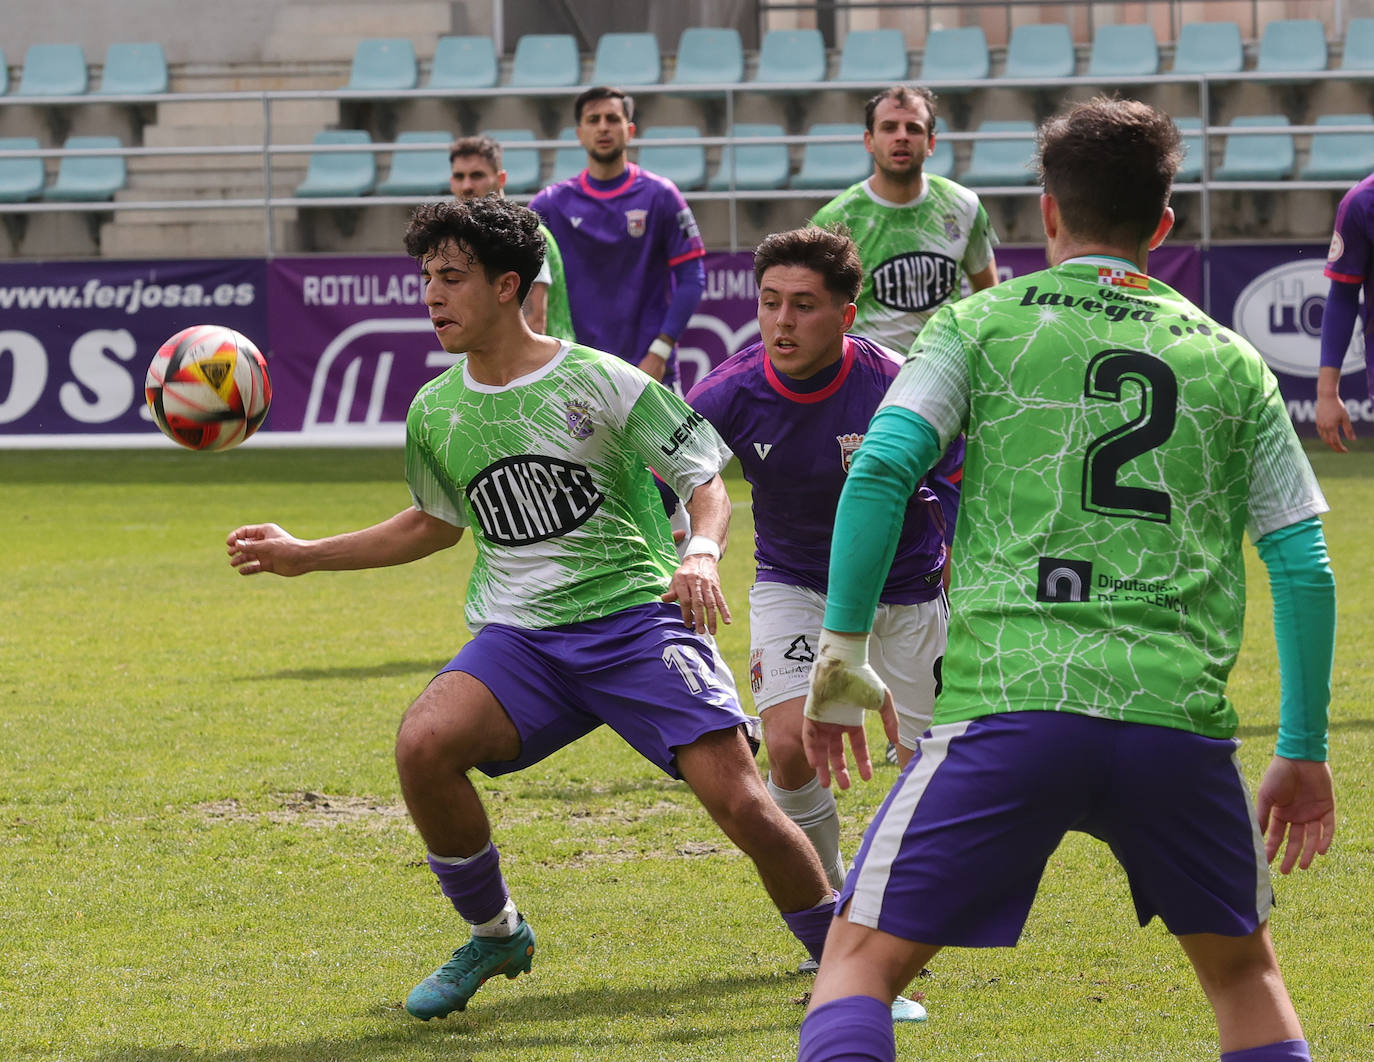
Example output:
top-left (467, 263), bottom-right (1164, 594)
top-left (798, 98), bottom-right (1337, 1062)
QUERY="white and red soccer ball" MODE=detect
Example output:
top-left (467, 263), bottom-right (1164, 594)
top-left (144, 325), bottom-right (272, 451)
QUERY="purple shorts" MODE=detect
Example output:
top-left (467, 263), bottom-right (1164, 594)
top-left (841, 711), bottom-right (1271, 945)
top-left (440, 602), bottom-right (748, 779)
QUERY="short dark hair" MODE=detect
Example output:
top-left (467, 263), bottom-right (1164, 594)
top-left (1037, 97), bottom-right (1182, 246)
top-left (449, 134), bottom-right (502, 169)
top-left (403, 198), bottom-right (545, 302)
top-left (863, 85), bottom-right (938, 134)
top-left (753, 225), bottom-right (864, 304)
top-left (574, 85), bottom-right (635, 123)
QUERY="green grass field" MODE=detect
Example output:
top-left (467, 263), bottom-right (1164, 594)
top-left (1, 444), bottom-right (1371, 1061)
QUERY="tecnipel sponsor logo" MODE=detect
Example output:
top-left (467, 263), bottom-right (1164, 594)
top-left (466, 455), bottom-right (604, 546)
top-left (870, 252), bottom-right (958, 313)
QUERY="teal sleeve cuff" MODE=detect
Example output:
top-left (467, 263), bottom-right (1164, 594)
top-left (1255, 516), bottom-right (1335, 761)
top-left (823, 407), bottom-right (943, 633)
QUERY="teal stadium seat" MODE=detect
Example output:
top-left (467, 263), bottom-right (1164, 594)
top-left (484, 129), bottom-right (541, 194)
top-left (1256, 19), bottom-right (1328, 75)
top-left (96, 42), bottom-right (168, 95)
top-left (1004, 23), bottom-right (1076, 79)
top-left (428, 36), bottom-right (498, 89)
top-left (376, 131), bottom-right (450, 196)
top-left (919, 26), bottom-right (990, 83)
top-left (708, 123), bottom-right (789, 190)
top-left (1300, 114), bottom-right (1374, 181)
top-left (636, 126), bottom-right (706, 190)
top-left (1213, 116), bottom-right (1294, 181)
top-left (347, 38), bottom-right (418, 91)
top-left (510, 34), bottom-right (581, 88)
top-left (549, 127), bottom-right (585, 184)
top-left (926, 116), bottom-right (954, 180)
top-left (1171, 22), bottom-right (1244, 75)
top-left (960, 120), bottom-right (1037, 186)
top-left (1174, 117), bottom-right (1205, 183)
top-left (1087, 24), bottom-right (1159, 78)
top-left (294, 130), bottom-right (376, 197)
top-left (1341, 19), bottom-right (1374, 71)
top-left (0, 48), bottom-right (7, 95)
top-left (792, 123), bottom-right (869, 190)
top-left (672, 28), bottom-right (745, 86)
top-left (754, 29), bottom-right (827, 84)
top-left (0, 137), bottom-right (44, 202)
top-left (592, 33), bottom-right (661, 85)
top-left (44, 135), bottom-right (125, 200)
top-left (19, 43), bottom-right (88, 96)
top-left (836, 29), bottom-right (908, 82)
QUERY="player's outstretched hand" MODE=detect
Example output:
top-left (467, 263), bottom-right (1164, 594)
top-left (1315, 393), bottom-right (1355, 453)
top-left (662, 553), bottom-right (731, 635)
top-left (801, 630), bottom-right (887, 789)
top-left (226, 522), bottom-right (310, 577)
top-left (803, 716), bottom-right (872, 791)
top-left (1256, 756), bottom-right (1336, 874)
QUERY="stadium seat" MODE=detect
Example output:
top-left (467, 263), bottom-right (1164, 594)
top-left (836, 29), bottom-right (908, 82)
top-left (919, 26), bottom-right (990, 83)
top-left (707, 122), bottom-right (790, 190)
top-left (376, 130), bottom-right (450, 196)
top-left (0, 48), bottom-right (7, 95)
top-left (791, 123), bottom-right (869, 190)
top-left (549, 127), bottom-right (585, 184)
top-left (1087, 24), bottom-right (1159, 78)
top-left (485, 128), bottom-right (541, 194)
top-left (1341, 19), bottom-right (1374, 71)
top-left (1174, 117), bottom-right (1205, 183)
top-left (926, 117), bottom-right (954, 180)
top-left (592, 32), bottom-right (661, 85)
top-left (1213, 116), bottom-right (1294, 181)
top-left (96, 42), bottom-right (168, 95)
top-left (1300, 114), bottom-right (1374, 181)
top-left (960, 120), bottom-right (1037, 186)
top-left (18, 43), bottom-right (88, 96)
top-left (671, 27), bottom-right (745, 86)
top-left (1004, 23), bottom-right (1076, 79)
top-left (294, 130), bottom-right (376, 197)
top-left (754, 28), bottom-right (827, 84)
top-left (44, 135), bottom-right (125, 200)
top-left (510, 34), bottom-right (581, 88)
top-left (347, 38), bottom-right (418, 92)
top-left (1256, 19), bottom-right (1328, 75)
top-left (1171, 22), bottom-right (1244, 75)
top-left (428, 36), bottom-right (499, 89)
top-left (0, 137), bottom-right (44, 202)
top-left (636, 125), bottom-right (706, 190)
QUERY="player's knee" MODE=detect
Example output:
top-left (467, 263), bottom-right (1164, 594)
top-left (395, 701), bottom-right (482, 778)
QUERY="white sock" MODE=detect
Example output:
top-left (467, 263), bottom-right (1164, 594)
top-left (767, 774), bottom-right (846, 891)
top-left (470, 897), bottom-right (520, 938)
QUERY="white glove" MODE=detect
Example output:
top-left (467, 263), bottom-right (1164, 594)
top-left (803, 629), bottom-right (887, 727)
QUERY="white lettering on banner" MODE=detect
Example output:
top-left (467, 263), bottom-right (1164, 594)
top-left (704, 268), bottom-right (758, 302)
top-left (1285, 397), bottom-right (1374, 424)
top-left (1233, 259), bottom-right (1364, 378)
top-left (303, 318), bottom-right (443, 431)
top-left (301, 273), bottom-right (423, 307)
top-left (0, 331), bottom-right (48, 424)
top-left (0, 280), bottom-right (255, 315)
top-left (60, 330), bottom-right (139, 423)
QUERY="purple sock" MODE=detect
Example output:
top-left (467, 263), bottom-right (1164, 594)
top-left (799, 996), bottom-right (895, 1062)
top-left (426, 843), bottom-right (509, 925)
top-left (1221, 1041), bottom-right (1311, 1062)
top-left (781, 891), bottom-right (837, 962)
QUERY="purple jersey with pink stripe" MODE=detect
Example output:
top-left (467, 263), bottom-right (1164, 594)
top-left (687, 334), bottom-right (953, 603)
top-left (1324, 172), bottom-right (1374, 374)
top-left (530, 164), bottom-right (706, 369)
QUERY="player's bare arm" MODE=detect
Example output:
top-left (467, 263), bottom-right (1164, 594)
top-left (227, 507), bottom-right (462, 577)
top-left (661, 474), bottom-right (731, 634)
top-left (1256, 756), bottom-right (1336, 874)
top-left (968, 258), bottom-right (999, 292)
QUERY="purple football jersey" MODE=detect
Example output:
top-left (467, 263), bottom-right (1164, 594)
top-left (1325, 172), bottom-right (1374, 383)
top-left (530, 164), bottom-right (706, 373)
top-left (687, 335), bottom-right (952, 603)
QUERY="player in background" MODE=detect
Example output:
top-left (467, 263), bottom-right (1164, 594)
top-left (530, 85), bottom-right (706, 389)
top-left (449, 134), bottom-right (574, 340)
top-left (226, 197), bottom-right (836, 1021)
top-left (1316, 170), bottom-right (1374, 452)
top-left (799, 98), bottom-right (1337, 1062)
top-left (687, 225), bottom-right (957, 1024)
top-left (811, 85), bottom-right (999, 357)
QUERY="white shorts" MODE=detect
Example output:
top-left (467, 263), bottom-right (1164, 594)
top-left (746, 581), bottom-right (948, 749)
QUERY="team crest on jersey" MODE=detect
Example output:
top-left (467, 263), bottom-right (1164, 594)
top-left (943, 213), bottom-right (961, 241)
top-left (626, 209), bottom-right (648, 237)
top-left (749, 648), bottom-right (764, 694)
top-left (1097, 266), bottom-right (1149, 290)
top-left (1328, 231), bottom-right (1345, 262)
top-left (564, 400), bottom-right (594, 440)
top-left (837, 432), bottom-right (864, 472)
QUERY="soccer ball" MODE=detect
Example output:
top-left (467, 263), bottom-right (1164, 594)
top-left (145, 325), bottom-right (272, 451)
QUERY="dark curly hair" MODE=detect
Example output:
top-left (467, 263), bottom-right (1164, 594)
top-left (753, 224), bottom-right (864, 304)
top-left (403, 197), bottom-right (546, 302)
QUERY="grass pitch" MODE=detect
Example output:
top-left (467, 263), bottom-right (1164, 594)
top-left (1, 444), bottom-right (1371, 1061)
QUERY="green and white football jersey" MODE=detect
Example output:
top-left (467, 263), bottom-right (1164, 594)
top-left (405, 342), bottom-right (732, 632)
top-left (880, 257), bottom-right (1328, 739)
top-left (812, 174), bottom-right (998, 353)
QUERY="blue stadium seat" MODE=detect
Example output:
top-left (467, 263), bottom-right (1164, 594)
top-left (18, 43), bottom-right (88, 96)
top-left (791, 123), bottom-right (869, 190)
top-left (44, 135), bottom-right (125, 200)
top-left (1213, 116), bottom-right (1294, 181)
top-left (1341, 19), bottom-right (1374, 71)
top-left (1300, 114), bottom-right (1374, 181)
top-left (294, 130), bottom-right (376, 197)
top-left (1087, 24), bottom-right (1159, 78)
top-left (592, 32), bottom-right (661, 85)
top-left (755, 29), bottom-right (827, 84)
top-left (1171, 22), bottom-right (1244, 75)
top-left (919, 26), bottom-right (990, 83)
top-left (672, 28), bottom-right (745, 86)
top-left (836, 29), bottom-right (908, 82)
top-left (549, 127), bottom-right (585, 184)
top-left (510, 34), bottom-right (581, 88)
top-left (347, 38), bottom-right (418, 92)
top-left (960, 120), bottom-right (1037, 186)
top-left (1174, 117), bottom-right (1205, 183)
top-left (708, 123), bottom-right (790, 190)
top-left (376, 130), bottom-right (450, 196)
top-left (0, 137), bottom-right (44, 202)
top-left (0, 48), bottom-right (7, 95)
top-left (926, 117), bottom-right (954, 179)
top-left (636, 125), bottom-right (706, 190)
top-left (1005, 23), bottom-right (1076, 79)
top-left (96, 42), bottom-right (168, 95)
top-left (1256, 19), bottom-right (1328, 75)
top-left (428, 36), bottom-right (499, 89)
top-left (485, 128), bottom-right (541, 194)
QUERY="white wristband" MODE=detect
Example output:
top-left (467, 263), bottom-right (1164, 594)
top-left (648, 337), bottom-right (673, 359)
top-left (683, 535), bottom-right (721, 562)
